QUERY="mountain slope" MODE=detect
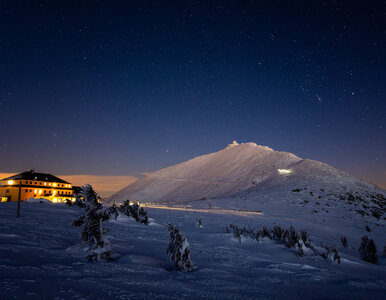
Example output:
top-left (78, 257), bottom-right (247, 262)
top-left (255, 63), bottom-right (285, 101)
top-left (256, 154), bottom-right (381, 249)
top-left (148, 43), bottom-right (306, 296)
top-left (108, 142), bottom-right (302, 204)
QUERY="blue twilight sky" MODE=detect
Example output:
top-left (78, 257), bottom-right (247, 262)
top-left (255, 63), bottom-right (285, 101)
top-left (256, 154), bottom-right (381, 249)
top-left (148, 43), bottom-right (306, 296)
top-left (0, 1), bottom-right (385, 188)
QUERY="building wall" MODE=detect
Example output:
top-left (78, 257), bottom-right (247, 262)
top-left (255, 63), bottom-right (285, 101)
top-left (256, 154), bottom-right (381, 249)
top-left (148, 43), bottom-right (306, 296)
top-left (0, 179), bottom-right (74, 203)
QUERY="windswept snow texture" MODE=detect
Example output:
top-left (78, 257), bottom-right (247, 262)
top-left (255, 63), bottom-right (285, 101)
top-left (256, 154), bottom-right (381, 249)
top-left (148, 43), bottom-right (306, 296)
top-left (0, 202), bottom-right (385, 299)
top-left (109, 143), bottom-right (302, 204)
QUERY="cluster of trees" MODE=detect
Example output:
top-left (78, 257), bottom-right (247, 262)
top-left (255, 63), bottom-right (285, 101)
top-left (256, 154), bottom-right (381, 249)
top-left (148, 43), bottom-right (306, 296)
top-left (108, 200), bottom-right (149, 225)
top-left (226, 224), bottom-right (341, 263)
top-left (72, 185), bottom-right (149, 262)
top-left (227, 224), bottom-right (382, 265)
top-left (71, 184), bottom-right (194, 271)
top-left (69, 185), bottom-right (381, 270)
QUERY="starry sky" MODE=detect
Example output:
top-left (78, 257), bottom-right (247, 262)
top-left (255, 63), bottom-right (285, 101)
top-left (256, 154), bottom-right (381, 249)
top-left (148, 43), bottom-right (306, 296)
top-left (0, 1), bottom-right (385, 190)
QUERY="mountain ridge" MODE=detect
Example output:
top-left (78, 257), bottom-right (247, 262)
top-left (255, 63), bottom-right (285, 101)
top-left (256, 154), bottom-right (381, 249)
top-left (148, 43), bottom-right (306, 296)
top-left (108, 142), bottom-right (385, 207)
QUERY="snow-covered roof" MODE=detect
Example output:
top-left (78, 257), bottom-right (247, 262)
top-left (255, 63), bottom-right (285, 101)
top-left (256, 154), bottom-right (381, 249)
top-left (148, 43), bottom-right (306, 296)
top-left (1, 170), bottom-right (70, 184)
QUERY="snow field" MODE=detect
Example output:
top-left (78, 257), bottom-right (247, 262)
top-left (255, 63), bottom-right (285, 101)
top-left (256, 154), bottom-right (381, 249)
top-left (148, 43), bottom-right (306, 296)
top-left (0, 202), bottom-right (385, 299)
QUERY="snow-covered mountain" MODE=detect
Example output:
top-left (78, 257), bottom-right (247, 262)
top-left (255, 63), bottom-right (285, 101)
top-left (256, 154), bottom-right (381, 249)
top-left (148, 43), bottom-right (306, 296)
top-left (108, 142), bottom-right (385, 215)
top-left (108, 142), bottom-right (301, 204)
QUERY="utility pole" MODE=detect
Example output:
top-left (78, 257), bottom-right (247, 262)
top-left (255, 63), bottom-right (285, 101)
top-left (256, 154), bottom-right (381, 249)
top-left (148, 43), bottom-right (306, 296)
top-left (17, 181), bottom-right (21, 218)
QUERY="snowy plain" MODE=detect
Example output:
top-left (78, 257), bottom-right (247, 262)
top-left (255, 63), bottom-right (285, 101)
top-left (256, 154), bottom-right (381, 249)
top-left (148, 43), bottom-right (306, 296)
top-left (0, 202), bottom-right (385, 299)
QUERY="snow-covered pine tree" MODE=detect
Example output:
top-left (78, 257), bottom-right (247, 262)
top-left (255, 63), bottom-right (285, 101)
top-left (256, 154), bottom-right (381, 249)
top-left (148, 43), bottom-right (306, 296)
top-left (261, 226), bottom-right (271, 239)
top-left (359, 235), bottom-right (378, 264)
top-left (72, 184), bottom-right (113, 262)
top-left (130, 201), bottom-right (149, 224)
top-left (107, 202), bottom-right (120, 220)
top-left (282, 226), bottom-right (299, 248)
top-left (167, 223), bottom-right (194, 271)
top-left (119, 200), bottom-right (132, 217)
top-left (341, 236), bottom-right (348, 247)
top-left (320, 246), bottom-right (341, 264)
top-left (119, 200), bottom-right (149, 224)
top-left (271, 225), bottom-right (284, 240)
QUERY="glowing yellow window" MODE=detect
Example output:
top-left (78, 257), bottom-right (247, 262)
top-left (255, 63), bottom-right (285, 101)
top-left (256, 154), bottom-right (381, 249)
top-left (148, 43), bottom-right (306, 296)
top-left (7, 180), bottom-right (14, 185)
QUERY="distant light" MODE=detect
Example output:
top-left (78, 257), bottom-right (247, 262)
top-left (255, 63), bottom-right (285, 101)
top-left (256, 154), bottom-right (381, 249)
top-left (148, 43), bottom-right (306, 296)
top-left (53, 198), bottom-right (57, 203)
top-left (39, 189), bottom-right (42, 194)
top-left (34, 189), bottom-right (38, 193)
top-left (278, 169), bottom-right (292, 175)
top-left (7, 180), bottom-right (14, 185)
top-left (53, 183), bottom-right (57, 187)
top-left (44, 182), bottom-right (47, 186)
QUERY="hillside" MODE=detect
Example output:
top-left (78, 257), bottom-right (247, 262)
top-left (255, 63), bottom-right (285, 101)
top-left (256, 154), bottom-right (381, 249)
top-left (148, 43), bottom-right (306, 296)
top-left (108, 143), bottom-right (385, 211)
top-left (108, 142), bottom-right (302, 204)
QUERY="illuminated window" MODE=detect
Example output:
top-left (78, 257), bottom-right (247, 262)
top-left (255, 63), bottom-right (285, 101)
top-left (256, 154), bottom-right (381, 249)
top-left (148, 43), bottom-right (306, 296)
top-left (34, 189), bottom-right (37, 193)
top-left (53, 198), bottom-right (57, 203)
top-left (44, 182), bottom-right (47, 185)
top-left (278, 169), bottom-right (292, 175)
top-left (53, 183), bottom-right (57, 187)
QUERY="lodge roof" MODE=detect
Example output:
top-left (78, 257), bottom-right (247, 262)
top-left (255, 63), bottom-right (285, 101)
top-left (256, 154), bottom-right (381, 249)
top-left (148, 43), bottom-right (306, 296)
top-left (1, 170), bottom-right (70, 184)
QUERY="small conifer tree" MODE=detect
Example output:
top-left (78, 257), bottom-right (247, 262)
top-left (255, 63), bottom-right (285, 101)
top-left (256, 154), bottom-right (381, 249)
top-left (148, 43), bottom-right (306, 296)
top-left (107, 202), bottom-right (120, 220)
top-left (72, 184), bottom-right (112, 262)
top-left (272, 225), bottom-right (284, 240)
top-left (283, 226), bottom-right (299, 248)
top-left (167, 223), bottom-right (194, 271)
top-left (341, 236), bottom-right (348, 247)
top-left (359, 236), bottom-right (378, 264)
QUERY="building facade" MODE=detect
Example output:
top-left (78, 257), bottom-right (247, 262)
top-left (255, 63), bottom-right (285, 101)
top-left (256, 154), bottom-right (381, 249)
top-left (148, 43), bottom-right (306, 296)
top-left (0, 170), bottom-right (75, 203)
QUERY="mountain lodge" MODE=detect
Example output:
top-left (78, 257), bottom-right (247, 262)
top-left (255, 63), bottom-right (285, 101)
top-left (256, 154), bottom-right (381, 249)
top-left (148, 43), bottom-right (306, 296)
top-left (0, 170), bottom-right (76, 203)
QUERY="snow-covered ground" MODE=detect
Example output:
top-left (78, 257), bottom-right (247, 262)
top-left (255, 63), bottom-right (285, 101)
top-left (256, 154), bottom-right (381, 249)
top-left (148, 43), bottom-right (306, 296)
top-left (1, 202), bottom-right (385, 299)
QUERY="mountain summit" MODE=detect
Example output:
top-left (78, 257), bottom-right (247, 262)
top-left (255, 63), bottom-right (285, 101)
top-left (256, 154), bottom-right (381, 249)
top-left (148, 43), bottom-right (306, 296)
top-left (108, 143), bottom-right (385, 211)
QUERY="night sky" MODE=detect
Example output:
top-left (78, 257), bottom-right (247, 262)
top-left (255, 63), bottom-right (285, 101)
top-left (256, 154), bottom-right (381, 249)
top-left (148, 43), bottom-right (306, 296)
top-left (1, 1), bottom-right (385, 189)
